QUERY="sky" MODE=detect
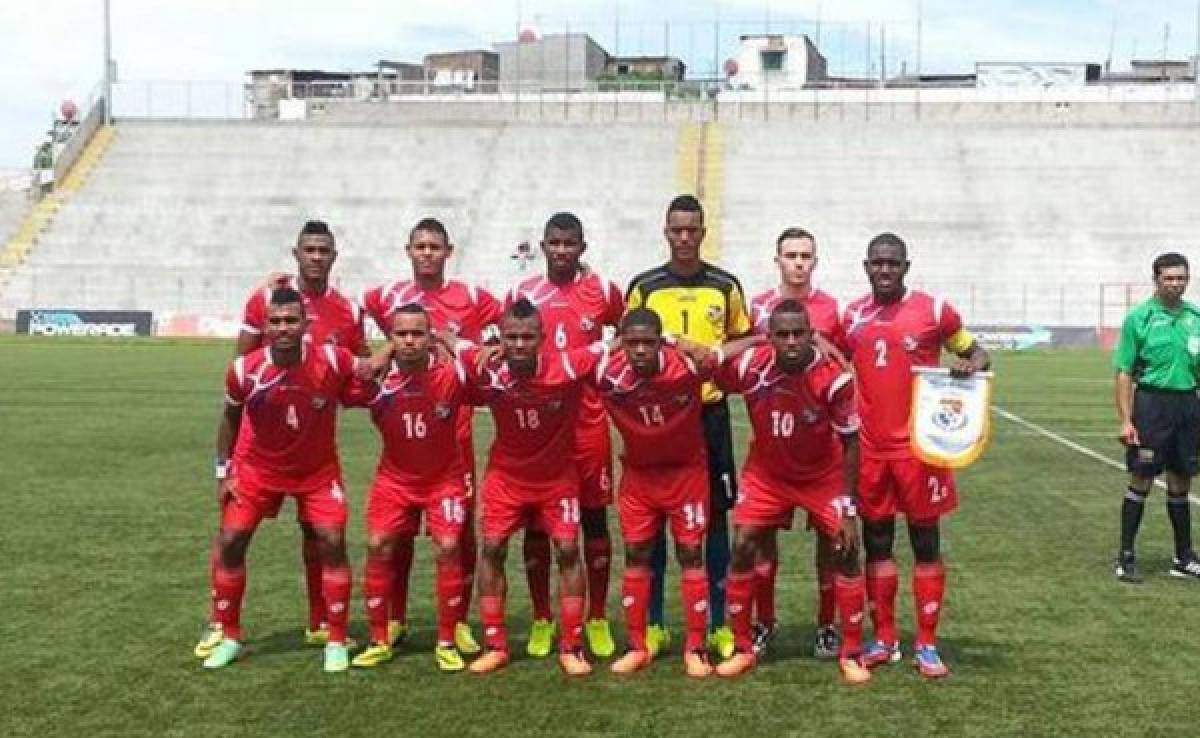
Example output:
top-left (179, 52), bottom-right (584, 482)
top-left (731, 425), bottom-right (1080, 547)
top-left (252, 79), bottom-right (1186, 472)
top-left (1, 0), bottom-right (1199, 167)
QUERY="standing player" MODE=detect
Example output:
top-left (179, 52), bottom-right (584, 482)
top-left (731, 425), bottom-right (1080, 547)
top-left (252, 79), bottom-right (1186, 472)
top-left (1113, 252), bottom-right (1200, 582)
top-left (747, 227), bottom-right (847, 659)
top-left (194, 287), bottom-right (360, 672)
top-left (626, 194), bottom-right (753, 659)
top-left (463, 299), bottom-right (608, 676)
top-left (841, 233), bottom-right (989, 679)
top-left (230, 220), bottom-right (366, 650)
top-left (344, 304), bottom-right (475, 672)
top-left (714, 300), bottom-right (868, 684)
top-left (508, 212), bottom-right (624, 659)
top-left (360, 217), bottom-right (501, 655)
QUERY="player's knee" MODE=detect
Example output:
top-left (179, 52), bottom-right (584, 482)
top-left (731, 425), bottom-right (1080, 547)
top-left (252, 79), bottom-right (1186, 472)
top-left (908, 521), bottom-right (941, 563)
top-left (481, 540), bottom-right (508, 565)
top-left (580, 508), bottom-right (609, 539)
top-left (862, 519), bottom-right (895, 562)
top-left (834, 543), bottom-right (862, 576)
top-left (433, 538), bottom-right (460, 565)
top-left (553, 539), bottom-right (581, 568)
top-left (313, 529), bottom-right (347, 565)
top-left (676, 544), bottom-right (705, 570)
top-left (366, 536), bottom-right (394, 561)
top-left (625, 542), bottom-right (654, 568)
top-left (216, 530), bottom-right (251, 567)
top-left (729, 528), bottom-right (760, 572)
top-left (816, 533), bottom-right (838, 564)
top-left (299, 522), bottom-right (319, 541)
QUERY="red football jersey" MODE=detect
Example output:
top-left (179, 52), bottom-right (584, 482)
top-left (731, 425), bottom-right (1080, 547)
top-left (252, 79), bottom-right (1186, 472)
top-left (465, 345), bottom-right (606, 485)
top-left (507, 271), bottom-right (624, 432)
top-left (591, 346), bottom-right (709, 469)
top-left (225, 344), bottom-right (358, 486)
top-left (344, 356), bottom-right (470, 487)
top-left (716, 344), bottom-right (858, 482)
top-left (749, 286), bottom-right (845, 349)
top-left (361, 277), bottom-right (502, 342)
top-left (240, 280), bottom-right (366, 355)
top-left (841, 289), bottom-right (963, 459)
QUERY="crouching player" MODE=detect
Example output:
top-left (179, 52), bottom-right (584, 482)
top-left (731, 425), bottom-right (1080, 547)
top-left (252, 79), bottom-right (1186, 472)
top-left (463, 299), bottom-right (608, 676)
top-left (344, 304), bottom-right (474, 672)
top-left (714, 299), bottom-right (869, 684)
top-left (195, 287), bottom-right (360, 672)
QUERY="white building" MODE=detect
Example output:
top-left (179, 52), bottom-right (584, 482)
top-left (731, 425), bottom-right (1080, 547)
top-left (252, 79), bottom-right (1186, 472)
top-left (726, 34), bottom-right (827, 90)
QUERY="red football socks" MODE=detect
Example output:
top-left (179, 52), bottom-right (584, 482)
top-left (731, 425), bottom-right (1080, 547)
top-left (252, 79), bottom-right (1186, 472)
top-left (726, 571), bottom-right (755, 653)
top-left (866, 559), bottom-right (898, 645)
top-left (480, 594), bottom-right (508, 652)
top-left (321, 565), bottom-right (352, 643)
top-left (389, 537), bottom-right (414, 624)
top-left (753, 559), bottom-right (777, 626)
top-left (584, 537), bottom-right (612, 621)
top-left (621, 567), bottom-right (652, 651)
top-left (212, 563), bottom-right (246, 641)
top-left (681, 568), bottom-right (710, 653)
top-left (835, 574), bottom-right (866, 658)
top-left (913, 561), bottom-right (946, 648)
top-left (436, 559), bottom-right (465, 645)
top-left (363, 552), bottom-right (392, 645)
top-left (302, 538), bottom-right (325, 631)
top-left (524, 534), bottom-right (554, 622)
top-left (817, 565), bottom-right (836, 628)
top-left (559, 594), bottom-right (585, 653)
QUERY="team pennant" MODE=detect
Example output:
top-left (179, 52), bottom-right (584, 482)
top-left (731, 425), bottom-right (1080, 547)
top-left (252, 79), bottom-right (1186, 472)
top-left (909, 367), bottom-right (994, 469)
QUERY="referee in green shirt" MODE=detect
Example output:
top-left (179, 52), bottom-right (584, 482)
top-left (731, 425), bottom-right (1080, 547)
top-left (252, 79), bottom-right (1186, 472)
top-left (1113, 252), bottom-right (1200, 582)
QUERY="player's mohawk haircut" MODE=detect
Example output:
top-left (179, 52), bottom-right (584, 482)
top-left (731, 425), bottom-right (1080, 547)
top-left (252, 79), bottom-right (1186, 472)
top-left (620, 307), bottom-right (662, 335)
top-left (666, 194), bottom-right (704, 222)
top-left (545, 211), bottom-right (584, 239)
top-left (504, 297), bottom-right (540, 323)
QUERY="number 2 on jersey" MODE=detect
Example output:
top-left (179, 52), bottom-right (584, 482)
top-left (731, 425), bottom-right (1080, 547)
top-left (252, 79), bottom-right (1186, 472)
top-left (874, 338), bottom-right (888, 368)
top-left (286, 404), bottom-right (300, 430)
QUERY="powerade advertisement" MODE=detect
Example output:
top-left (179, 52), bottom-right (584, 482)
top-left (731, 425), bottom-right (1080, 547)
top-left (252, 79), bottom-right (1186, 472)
top-left (17, 309), bottom-right (154, 337)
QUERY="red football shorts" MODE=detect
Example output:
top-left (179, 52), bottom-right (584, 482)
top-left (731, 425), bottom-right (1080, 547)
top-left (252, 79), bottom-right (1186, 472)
top-left (735, 465), bottom-right (845, 537)
top-left (366, 473), bottom-right (468, 544)
top-left (574, 419), bottom-right (614, 509)
top-left (222, 463), bottom-right (347, 531)
top-left (480, 470), bottom-right (580, 543)
top-left (859, 454), bottom-right (958, 522)
top-left (618, 462), bottom-right (709, 547)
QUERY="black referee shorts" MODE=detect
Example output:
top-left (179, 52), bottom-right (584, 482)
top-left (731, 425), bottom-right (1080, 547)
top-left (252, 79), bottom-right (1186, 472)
top-left (1127, 387), bottom-right (1200, 478)
top-left (702, 399), bottom-right (738, 513)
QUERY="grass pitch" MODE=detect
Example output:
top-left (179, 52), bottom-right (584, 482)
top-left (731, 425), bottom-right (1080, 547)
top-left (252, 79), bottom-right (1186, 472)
top-left (1, 339), bottom-right (1193, 737)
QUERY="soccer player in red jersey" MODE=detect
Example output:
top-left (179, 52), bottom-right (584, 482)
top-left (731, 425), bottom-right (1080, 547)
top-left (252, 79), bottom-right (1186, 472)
top-left (507, 212), bottom-right (624, 659)
top-left (233, 220), bottom-right (367, 650)
top-left (596, 308), bottom-right (735, 678)
top-left (194, 287), bottom-right (361, 672)
top-left (359, 217), bottom-right (500, 655)
top-left (714, 299), bottom-right (869, 684)
top-left (462, 299), bottom-right (607, 677)
top-left (841, 233), bottom-right (989, 679)
top-left (342, 304), bottom-right (475, 673)
top-left (747, 228), bottom-right (847, 659)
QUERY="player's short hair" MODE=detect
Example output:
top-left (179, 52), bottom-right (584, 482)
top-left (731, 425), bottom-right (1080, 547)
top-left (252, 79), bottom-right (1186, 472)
top-left (776, 227), bottom-right (816, 251)
top-left (1153, 252), bottom-right (1189, 277)
top-left (410, 217), bottom-right (449, 244)
top-left (269, 286), bottom-right (305, 313)
top-left (545, 212), bottom-right (584, 240)
top-left (867, 232), bottom-right (907, 259)
top-left (390, 303), bottom-right (429, 330)
top-left (503, 297), bottom-right (541, 325)
top-left (768, 298), bottom-right (809, 331)
top-left (620, 307), bottom-right (663, 335)
top-left (298, 220), bottom-right (334, 245)
top-left (666, 194), bottom-right (704, 223)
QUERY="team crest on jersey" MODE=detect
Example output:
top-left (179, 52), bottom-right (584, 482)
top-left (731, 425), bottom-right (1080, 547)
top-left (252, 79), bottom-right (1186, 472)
top-left (580, 317), bottom-right (595, 333)
top-left (902, 335), bottom-right (918, 353)
top-left (311, 395), bottom-right (328, 410)
top-left (706, 305), bottom-right (724, 325)
top-left (674, 393), bottom-right (692, 407)
top-left (544, 398), bottom-right (564, 413)
top-left (433, 402), bottom-right (453, 420)
top-left (799, 407), bottom-right (820, 425)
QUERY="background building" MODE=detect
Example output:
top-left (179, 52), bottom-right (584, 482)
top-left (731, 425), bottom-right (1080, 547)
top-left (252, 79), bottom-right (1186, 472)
top-left (494, 32), bottom-right (609, 90)
top-left (726, 34), bottom-right (827, 90)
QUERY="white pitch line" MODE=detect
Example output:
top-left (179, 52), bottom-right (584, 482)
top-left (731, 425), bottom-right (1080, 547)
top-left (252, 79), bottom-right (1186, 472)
top-left (991, 405), bottom-right (1188, 498)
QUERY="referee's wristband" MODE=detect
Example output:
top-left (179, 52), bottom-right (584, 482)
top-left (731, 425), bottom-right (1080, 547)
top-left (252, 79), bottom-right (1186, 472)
top-left (215, 460), bottom-right (231, 480)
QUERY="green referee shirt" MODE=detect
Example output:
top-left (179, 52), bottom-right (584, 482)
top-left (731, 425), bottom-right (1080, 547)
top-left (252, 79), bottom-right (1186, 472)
top-left (1112, 297), bottom-right (1200, 390)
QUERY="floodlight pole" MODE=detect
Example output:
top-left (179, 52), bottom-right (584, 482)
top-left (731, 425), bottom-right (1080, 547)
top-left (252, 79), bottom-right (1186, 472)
top-left (103, 0), bottom-right (113, 125)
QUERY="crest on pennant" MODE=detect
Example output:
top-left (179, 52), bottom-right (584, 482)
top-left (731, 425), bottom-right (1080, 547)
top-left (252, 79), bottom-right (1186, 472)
top-left (909, 367), bottom-right (993, 469)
